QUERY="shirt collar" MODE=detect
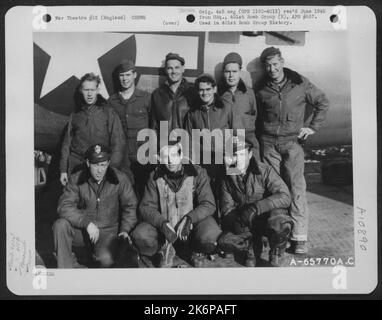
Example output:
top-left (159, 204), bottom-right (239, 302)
top-left (164, 78), bottom-right (188, 93)
top-left (117, 87), bottom-right (142, 102)
top-left (268, 74), bottom-right (287, 90)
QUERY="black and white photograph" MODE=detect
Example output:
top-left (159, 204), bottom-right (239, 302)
top-left (33, 29), bottom-right (353, 269)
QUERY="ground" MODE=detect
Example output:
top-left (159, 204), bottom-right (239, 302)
top-left (35, 160), bottom-right (354, 269)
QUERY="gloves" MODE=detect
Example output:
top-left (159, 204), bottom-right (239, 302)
top-left (217, 232), bottom-right (248, 253)
top-left (161, 221), bottom-right (177, 243)
top-left (110, 235), bottom-right (140, 268)
top-left (267, 214), bottom-right (293, 248)
top-left (240, 203), bottom-right (259, 228)
top-left (176, 215), bottom-right (193, 241)
top-left (118, 232), bottom-right (132, 245)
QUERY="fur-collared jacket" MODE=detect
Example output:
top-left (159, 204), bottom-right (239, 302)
top-left (220, 158), bottom-right (291, 217)
top-left (220, 79), bottom-right (259, 151)
top-left (60, 95), bottom-right (126, 173)
top-left (57, 167), bottom-right (138, 233)
top-left (255, 68), bottom-right (330, 139)
top-left (139, 164), bottom-right (216, 228)
top-left (184, 96), bottom-right (233, 156)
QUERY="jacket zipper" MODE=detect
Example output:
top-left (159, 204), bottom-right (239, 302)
top-left (89, 182), bottom-right (105, 220)
top-left (267, 81), bottom-right (288, 137)
top-left (277, 91), bottom-right (282, 136)
top-left (85, 104), bottom-right (96, 126)
top-left (207, 108), bottom-right (211, 131)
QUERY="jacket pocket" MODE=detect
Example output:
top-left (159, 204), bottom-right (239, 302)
top-left (246, 177), bottom-right (265, 202)
top-left (266, 111), bottom-right (278, 122)
top-left (126, 134), bottom-right (142, 159)
top-left (97, 194), bottom-right (119, 227)
top-left (125, 111), bottom-right (148, 158)
top-left (77, 198), bottom-right (87, 210)
top-left (247, 188), bottom-right (265, 203)
top-left (126, 109), bottom-right (148, 130)
top-left (286, 112), bottom-right (303, 123)
top-left (242, 114), bottom-right (256, 130)
top-left (285, 113), bottom-right (303, 134)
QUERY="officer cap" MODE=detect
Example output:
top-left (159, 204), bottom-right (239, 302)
top-left (86, 144), bottom-right (111, 164)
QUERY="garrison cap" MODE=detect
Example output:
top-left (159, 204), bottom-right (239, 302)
top-left (116, 59), bottom-right (136, 74)
top-left (260, 47), bottom-right (282, 63)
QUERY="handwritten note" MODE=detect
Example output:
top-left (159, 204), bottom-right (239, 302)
top-left (8, 233), bottom-right (32, 277)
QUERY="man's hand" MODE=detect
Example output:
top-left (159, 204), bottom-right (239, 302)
top-left (217, 232), bottom-right (248, 253)
top-left (298, 127), bottom-right (315, 140)
top-left (87, 222), bottom-right (100, 244)
top-left (118, 232), bottom-right (132, 245)
top-left (161, 222), bottom-right (177, 243)
top-left (176, 216), bottom-right (193, 242)
top-left (60, 172), bottom-right (68, 186)
top-left (240, 203), bottom-right (259, 228)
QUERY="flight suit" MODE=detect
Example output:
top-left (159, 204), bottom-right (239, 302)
top-left (109, 89), bottom-right (152, 197)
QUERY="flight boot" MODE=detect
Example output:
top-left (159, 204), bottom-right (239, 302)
top-left (244, 242), bottom-right (256, 267)
top-left (157, 242), bottom-right (176, 268)
top-left (269, 246), bottom-right (287, 267)
top-left (290, 241), bottom-right (308, 255)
